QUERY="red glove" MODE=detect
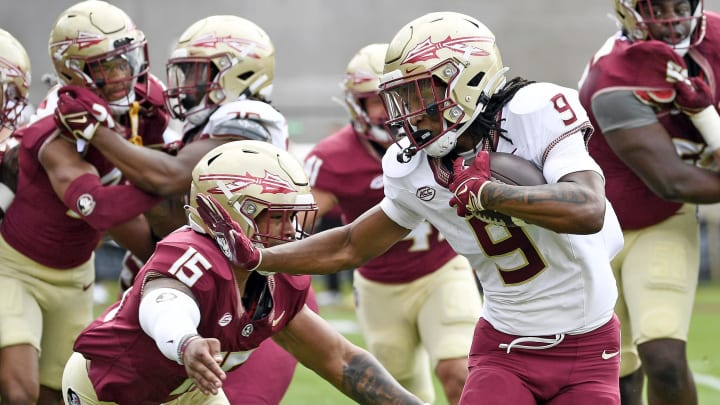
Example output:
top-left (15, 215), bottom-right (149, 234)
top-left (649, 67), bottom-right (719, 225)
top-left (669, 74), bottom-right (713, 115)
top-left (54, 85), bottom-right (115, 147)
top-left (448, 151), bottom-right (491, 218)
top-left (195, 193), bottom-right (261, 271)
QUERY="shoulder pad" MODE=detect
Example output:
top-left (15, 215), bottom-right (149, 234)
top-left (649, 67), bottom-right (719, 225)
top-left (508, 83), bottom-right (575, 115)
top-left (203, 100), bottom-right (288, 149)
top-left (382, 138), bottom-right (421, 178)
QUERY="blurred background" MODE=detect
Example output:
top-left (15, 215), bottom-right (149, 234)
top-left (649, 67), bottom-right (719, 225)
top-left (4, 0), bottom-right (720, 280)
top-left (10, 0), bottom-right (720, 143)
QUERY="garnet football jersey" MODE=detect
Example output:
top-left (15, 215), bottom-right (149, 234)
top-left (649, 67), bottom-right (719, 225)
top-left (73, 227), bottom-right (310, 404)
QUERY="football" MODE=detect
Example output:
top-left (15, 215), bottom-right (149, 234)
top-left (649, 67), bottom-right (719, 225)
top-left (489, 152), bottom-right (546, 186)
top-left (476, 152), bottom-right (546, 227)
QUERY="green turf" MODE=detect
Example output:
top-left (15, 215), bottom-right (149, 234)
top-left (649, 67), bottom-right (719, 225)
top-left (92, 280), bottom-right (720, 404)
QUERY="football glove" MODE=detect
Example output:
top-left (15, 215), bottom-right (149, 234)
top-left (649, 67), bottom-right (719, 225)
top-left (448, 151), bottom-right (491, 218)
top-left (667, 67), bottom-right (720, 152)
top-left (667, 67), bottom-right (713, 115)
top-left (54, 85), bottom-right (115, 151)
top-left (194, 193), bottom-right (261, 271)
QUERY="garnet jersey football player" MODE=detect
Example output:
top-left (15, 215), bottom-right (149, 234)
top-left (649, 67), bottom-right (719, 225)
top-left (579, 1), bottom-right (720, 403)
top-left (64, 140), bottom-right (423, 405)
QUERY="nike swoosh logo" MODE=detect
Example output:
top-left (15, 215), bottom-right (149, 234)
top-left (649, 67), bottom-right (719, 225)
top-left (68, 116), bottom-right (88, 124)
top-left (405, 66), bottom-right (421, 74)
top-left (82, 282), bottom-right (93, 291)
top-left (271, 311), bottom-right (285, 327)
top-left (601, 350), bottom-right (619, 360)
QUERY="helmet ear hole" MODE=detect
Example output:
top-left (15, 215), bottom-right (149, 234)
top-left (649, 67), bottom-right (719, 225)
top-left (467, 72), bottom-right (485, 87)
top-left (238, 71), bottom-right (254, 81)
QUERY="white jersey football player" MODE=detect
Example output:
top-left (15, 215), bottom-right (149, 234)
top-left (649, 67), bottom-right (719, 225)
top-left (204, 12), bottom-right (625, 405)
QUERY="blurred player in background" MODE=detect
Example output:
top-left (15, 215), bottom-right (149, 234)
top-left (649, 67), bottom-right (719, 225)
top-left (62, 140), bottom-right (425, 405)
top-left (0, 1), bottom-right (168, 403)
top-left (0, 27), bottom-right (31, 220)
top-left (304, 43), bottom-right (481, 404)
top-left (578, 1), bottom-right (720, 404)
top-left (200, 12), bottom-right (625, 405)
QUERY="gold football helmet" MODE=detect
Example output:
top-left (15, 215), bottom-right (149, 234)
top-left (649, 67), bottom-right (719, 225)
top-left (189, 140), bottom-right (317, 247)
top-left (614, 0), bottom-right (705, 47)
top-left (48, 0), bottom-right (149, 113)
top-left (379, 12), bottom-right (507, 158)
top-left (164, 15), bottom-right (275, 124)
top-left (0, 28), bottom-right (31, 129)
top-left (342, 43), bottom-right (394, 144)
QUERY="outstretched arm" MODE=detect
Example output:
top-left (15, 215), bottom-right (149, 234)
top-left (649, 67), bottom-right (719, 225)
top-left (91, 127), bottom-right (227, 195)
top-left (274, 305), bottom-right (424, 405)
top-left (195, 193), bottom-right (410, 275)
top-left (260, 205), bottom-right (408, 274)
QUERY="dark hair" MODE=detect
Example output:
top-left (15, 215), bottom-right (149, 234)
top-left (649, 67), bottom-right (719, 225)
top-left (468, 76), bottom-right (535, 148)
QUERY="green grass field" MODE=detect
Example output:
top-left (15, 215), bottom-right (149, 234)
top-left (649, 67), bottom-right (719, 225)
top-left (93, 280), bottom-right (720, 404)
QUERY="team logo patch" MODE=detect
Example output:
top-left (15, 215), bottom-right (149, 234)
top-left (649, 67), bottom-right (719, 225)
top-left (214, 234), bottom-right (232, 260)
top-left (66, 388), bottom-right (82, 405)
top-left (156, 292), bottom-right (178, 303)
top-left (218, 312), bottom-right (233, 327)
top-left (416, 186), bottom-right (436, 201)
top-left (241, 324), bottom-right (254, 337)
top-left (200, 171), bottom-right (295, 195)
top-left (402, 35), bottom-right (492, 64)
top-left (76, 193), bottom-right (96, 216)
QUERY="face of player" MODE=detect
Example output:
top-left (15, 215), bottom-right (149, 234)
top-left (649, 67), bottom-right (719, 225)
top-left (255, 210), bottom-right (297, 247)
top-left (642, 0), bottom-right (694, 45)
top-left (363, 95), bottom-right (394, 148)
top-left (88, 56), bottom-right (134, 102)
top-left (405, 80), bottom-right (448, 143)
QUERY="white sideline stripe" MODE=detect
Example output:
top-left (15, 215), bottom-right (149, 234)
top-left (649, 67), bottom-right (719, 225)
top-left (695, 372), bottom-right (720, 392)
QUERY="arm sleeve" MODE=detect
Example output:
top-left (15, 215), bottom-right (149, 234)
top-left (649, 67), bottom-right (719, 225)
top-left (63, 173), bottom-right (161, 232)
top-left (139, 287), bottom-right (201, 364)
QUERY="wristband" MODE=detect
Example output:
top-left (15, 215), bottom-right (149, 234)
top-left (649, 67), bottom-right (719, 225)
top-left (177, 333), bottom-right (202, 366)
top-left (690, 106), bottom-right (720, 151)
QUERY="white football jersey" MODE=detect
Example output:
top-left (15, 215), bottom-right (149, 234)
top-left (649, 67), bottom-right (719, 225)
top-left (201, 99), bottom-right (289, 151)
top-left (380, 83), bottom-right (622, 336)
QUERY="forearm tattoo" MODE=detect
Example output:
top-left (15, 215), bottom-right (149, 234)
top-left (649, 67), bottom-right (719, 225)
top-left (484, 183), bottom-right (590, 209)
top-left (341, 354), bottom-right (420, 404)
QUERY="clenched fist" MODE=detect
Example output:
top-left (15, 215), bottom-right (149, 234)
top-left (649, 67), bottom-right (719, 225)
top-left (54, 85), bottom-right (115, 149)
top-left (448, 151), bottom-right (491, 218)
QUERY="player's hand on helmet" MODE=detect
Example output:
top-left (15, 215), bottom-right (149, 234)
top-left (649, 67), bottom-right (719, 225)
top-left (181, 336), bottom-right (226, 396)
top-left (667, 69), bottom-right (714, 115)
top-left (448, 151), bottom-right (491, 218)
top-left (54, 85), bottom-right (115, 143)
top-left (195, 193), bottom-right (261, 271)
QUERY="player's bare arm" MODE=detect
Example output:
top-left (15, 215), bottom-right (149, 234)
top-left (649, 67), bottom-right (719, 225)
top-left (40, 133), bottom-right (99, 199)
top-left (274, 305), bottom-right (424, 405)
top-left (482, 170), bottom-right (607, 234)
top-left (605, 122), bottom-right (720, 203)
top-left (107, 214), bottom-right (155, 262)
top-left (91, 126), bottom-right (227, 195)
top-left (260, 205), bottom-right (409, 275)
